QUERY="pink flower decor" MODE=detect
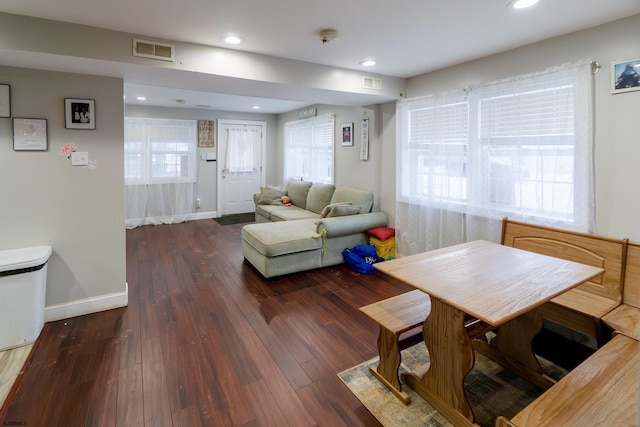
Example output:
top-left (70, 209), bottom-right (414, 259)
top-left (59, 143), bottom-right (77, 159)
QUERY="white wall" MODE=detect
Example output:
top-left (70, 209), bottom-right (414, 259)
top-left (0, 66), bottom-right (127, 320)
top-left (125, 105), bottom-right (278, 216)
top-left (384, 14), bottom-right (640, 241)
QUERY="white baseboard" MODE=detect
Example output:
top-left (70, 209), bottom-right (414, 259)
top-left (44, 283), bottom-right (129, 322)
top-left (191, 210), bottom-right (217, 221)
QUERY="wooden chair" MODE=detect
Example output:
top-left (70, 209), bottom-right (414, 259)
top-left (501, 218), bottom-right (627, 345)
top-left (602, 241), bottom-right (640, 340)
top-left (359, 290), bottom-right (430, 404)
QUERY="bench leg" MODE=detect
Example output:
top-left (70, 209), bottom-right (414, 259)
top-left (370, 326), bottom-right (411, 404)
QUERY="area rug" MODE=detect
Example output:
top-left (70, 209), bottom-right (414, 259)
top-left (338, 343), bottom-right (567, 427)
top-left (213, 213), bottom-right (255, 225)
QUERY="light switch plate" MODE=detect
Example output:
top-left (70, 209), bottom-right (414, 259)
top-left (71, 151), bottom-right (89, 166)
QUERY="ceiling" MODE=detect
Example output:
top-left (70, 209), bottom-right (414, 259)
top-left (1, 0), bottom-right (639, 113)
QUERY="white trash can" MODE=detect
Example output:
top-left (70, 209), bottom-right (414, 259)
top-left (0, 246), bottom-right (52, 351)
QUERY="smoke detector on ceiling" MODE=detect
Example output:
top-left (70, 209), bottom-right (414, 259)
top-left (319, 29), bottom-right (339, 44)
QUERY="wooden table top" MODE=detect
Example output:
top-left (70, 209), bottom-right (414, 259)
top-left (374, 240), bottom-right (604, 326)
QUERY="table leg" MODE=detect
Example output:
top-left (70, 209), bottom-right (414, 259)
top-left (473, 308), bottom-right (556, 390)
top-left (401, 298), bottom-right (476, 425)
top-left (370, 326), bottom-right (412, 404)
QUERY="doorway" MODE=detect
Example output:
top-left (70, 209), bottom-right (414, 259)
top-left (216, 119), bottom-right (266, 216)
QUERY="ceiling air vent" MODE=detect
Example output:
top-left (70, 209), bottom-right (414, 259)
top-left (362, 76), bottom-right (382, 91)
top-left (132, 39), bottom-right (175, 62)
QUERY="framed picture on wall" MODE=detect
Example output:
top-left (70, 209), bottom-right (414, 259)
top-left (611, 58), bottom-right (640, 94)
top-left (13, 118), bottom-right (48, 151)
top-left (341, 122), bottom-right (354, 147)
top-left (65, 98), bottom-right (96, 129)
top-left (198, 120), bottom-right (215, 147)
top-left (0, 84), bottom-right (10, 118)
top-left (360, 118), bottom-right (369, 160)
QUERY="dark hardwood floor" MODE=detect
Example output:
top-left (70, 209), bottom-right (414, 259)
top-left (1, 219), bottom-right (413, 426)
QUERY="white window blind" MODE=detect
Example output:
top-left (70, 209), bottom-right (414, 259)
top-left (284, 114), bottom-right (334, 184)
top-left (125, 118), bottom-right (197, 184)
top-left (399, 93), bottom-right (469, 204)
top-left (474, 77), bottom-right (577, 221)
top-left (396, 60), bottom-right (594, 255)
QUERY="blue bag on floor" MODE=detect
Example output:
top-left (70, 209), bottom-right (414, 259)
top-left (342, 244), bottom-right (384, 274)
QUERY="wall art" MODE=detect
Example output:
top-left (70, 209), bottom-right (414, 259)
top-left (360, 118), bottom-right (369, 160)
top-left (13, 118), bottom-right (48, 151)
top-left (65, 98), bottom-right (96, 129)
top-left (198, 120), bottom-right (215, 147)
top-left (611, 58), bottom-right (640, 94)
top-left (341, 122), bottom-right (354, 147)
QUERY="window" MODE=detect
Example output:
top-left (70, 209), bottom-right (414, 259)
top-left (474, 77), bottom-right (580, 222)
top-left (284, 114), bottom-right (334, 183)
top-left (400, 94), bottom-right (469, 204)
top-left (124, 117), bottom-right (198, 229)
top-left (124, 118), bottom-right (197, 184)
top-left (396, 60), bottom-right (594, 255)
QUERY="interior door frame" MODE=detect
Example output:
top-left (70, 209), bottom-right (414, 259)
top-left (216, 119), bottom-right (267, 216)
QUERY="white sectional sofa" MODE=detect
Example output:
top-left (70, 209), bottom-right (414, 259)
top-left (241, 180), bottom-right (387, 278)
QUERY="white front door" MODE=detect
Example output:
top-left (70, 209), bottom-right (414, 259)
top-left (217, 119), bottom-right (266, 216)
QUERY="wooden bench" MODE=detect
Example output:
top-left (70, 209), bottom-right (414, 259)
top-left (602, 242), bottom-right (640, 340)
top-left (359, 290), bottom-right (493, 404)
top-left (501, 218), bottom-right (628, 345)
top-left (495, 333), bottom-right (640, 426)
top-left (359, 290), bottom-right (430, 404)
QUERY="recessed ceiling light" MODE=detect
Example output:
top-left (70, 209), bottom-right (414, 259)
top-left (222, 34), bottom-right (243, 45)
top-left (252, 105), bottom-right (260, 110)
top-left (136, 96), bottom-right (146, 101)
top-left (360, 60), bottom-right (376, 67)
top-left (509, 0), bottom-right (539, 9)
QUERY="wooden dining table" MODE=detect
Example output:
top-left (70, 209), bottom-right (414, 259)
top-left (373, 240), bottom-right (604, 426)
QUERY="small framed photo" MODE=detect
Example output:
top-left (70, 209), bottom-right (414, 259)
top-left (0, 84), bottom-right (10, 118)
top-left (341, 122), bottom-right (354, 147)
top-left (611, 58), bottom-right (640, 94)
top-left (13, 118), bottom-right (48, 151)
top-left (65, 98), bottom-right (96, 129)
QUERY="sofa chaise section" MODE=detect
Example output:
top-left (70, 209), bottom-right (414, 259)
top-left (241, 212), bottom-right (387, 278)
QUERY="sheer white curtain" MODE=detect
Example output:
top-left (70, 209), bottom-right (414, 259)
top-left (124, 118), bottom-right (197, 229)
top-left (226, 128), bottom-right (259, 172)
top-left (396, 60), bottom-right (595, 256)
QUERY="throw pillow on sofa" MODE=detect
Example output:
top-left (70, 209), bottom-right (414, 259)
top-left (326, 205), bottom-right (361, 217)
top-left (306, 183), bottom-right (336, 214)
top-left (330, 186), bottom-right (373, 214)
top-left (320, 202), bottom-right (355, 218)
top-left (258, 185), bottom-right (286, 205)
top-left (286, 180), bottom-right (313, 209)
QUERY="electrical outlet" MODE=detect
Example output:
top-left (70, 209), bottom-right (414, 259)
top-left (195, 198), bottom-right (201, 209)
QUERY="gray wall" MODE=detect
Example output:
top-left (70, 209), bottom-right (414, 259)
top-left (0, 66), bottom-right (126, 318)
top-left (381, 14), bottom-right (640, 241)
